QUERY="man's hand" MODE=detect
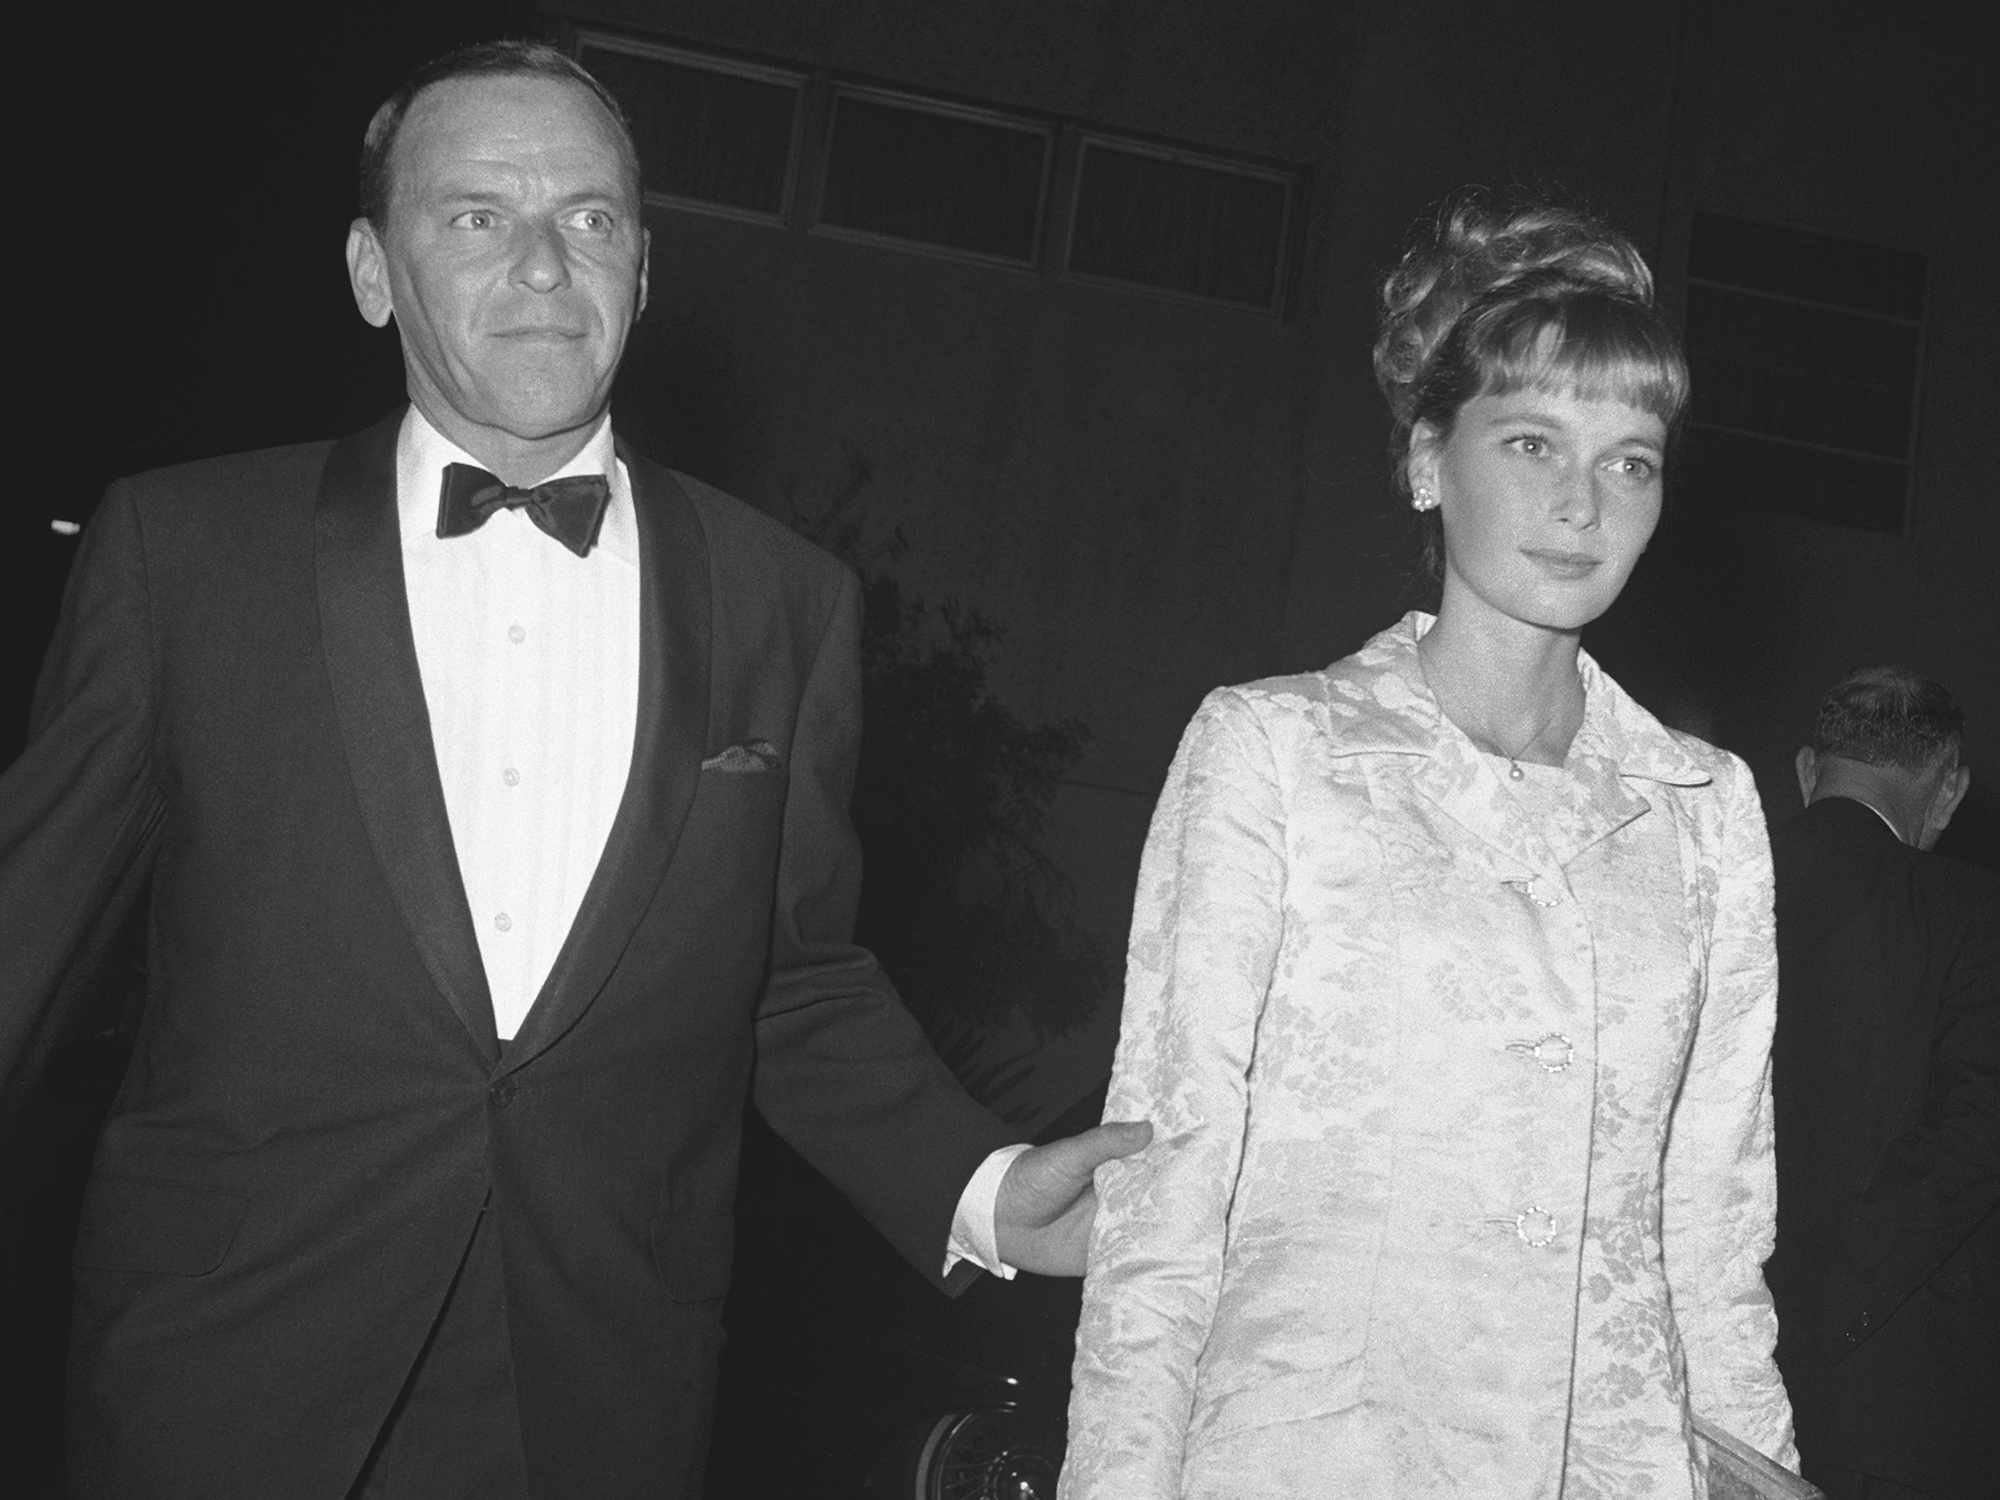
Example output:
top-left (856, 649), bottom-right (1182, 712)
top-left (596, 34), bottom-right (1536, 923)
top-left (992, 1120), bottom-right (1152, 1276)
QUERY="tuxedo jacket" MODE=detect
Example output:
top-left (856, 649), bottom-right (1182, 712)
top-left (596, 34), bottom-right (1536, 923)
top-left (0, 412), bottom-right (1014, 1498)
top-left (1767, 796), bottom-right (2000, 1490)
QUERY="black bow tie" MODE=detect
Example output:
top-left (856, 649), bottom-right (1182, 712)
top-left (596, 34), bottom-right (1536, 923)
top-left (436, 462), bottom-right (611, 558)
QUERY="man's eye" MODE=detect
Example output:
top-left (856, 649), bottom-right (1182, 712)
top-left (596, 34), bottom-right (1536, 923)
top-left (452, 210), bottom-right (498, 230)
top-left (570, 209), bottom-right (614, 233)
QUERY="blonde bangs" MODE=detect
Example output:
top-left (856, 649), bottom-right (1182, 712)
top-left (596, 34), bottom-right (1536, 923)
top-left (1473, 295), bottom-right (1689, 428)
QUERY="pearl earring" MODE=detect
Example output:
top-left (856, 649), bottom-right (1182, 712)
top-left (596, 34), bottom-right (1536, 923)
top-left (1412, 488), bottom-right (1437, 511)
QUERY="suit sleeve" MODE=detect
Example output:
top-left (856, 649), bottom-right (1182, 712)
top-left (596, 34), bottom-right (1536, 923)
top-left (1662, 753), bottom-right (1798, 1468)
top-left (748, 567), bottom-right (1014, 1288)
top-left (1, 483), bottom-right (164, 1120)
top-left (1061, 688), bottom-right (1284, 1499)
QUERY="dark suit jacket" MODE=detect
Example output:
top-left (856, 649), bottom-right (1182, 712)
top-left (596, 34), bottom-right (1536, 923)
top-left (0, 412), bottom-right (1015, 1498)
top-left (1768, 796), bottom-right (2000, 1491)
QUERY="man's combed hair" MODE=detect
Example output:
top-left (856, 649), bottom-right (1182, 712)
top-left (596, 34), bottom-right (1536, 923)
top-left (1812, 665), bottom-right (1964, 772)
top-left (358, 39), bottom-right (641, 228)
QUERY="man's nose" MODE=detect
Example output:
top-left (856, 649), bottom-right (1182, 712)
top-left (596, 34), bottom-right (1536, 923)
top-left (511, 223), bottom-right (573, 292)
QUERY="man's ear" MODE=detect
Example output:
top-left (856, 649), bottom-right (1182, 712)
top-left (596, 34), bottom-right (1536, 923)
top-left (1794, 746), bottom-right (1819, 808)
top-left (637, 225), bottom-right (651, 319)
top-left (1921, 762), bottom-right (1972, 848)
top-left (346, 218), bottom-right (395, 329)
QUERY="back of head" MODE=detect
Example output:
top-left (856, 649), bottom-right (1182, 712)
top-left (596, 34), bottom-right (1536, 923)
top-left (1372, 188), bottom-right (1689, 509)
top-left (1812, 665), bottom-right (1964, 774)
top-left (358, 39), bottom-right (640, 230)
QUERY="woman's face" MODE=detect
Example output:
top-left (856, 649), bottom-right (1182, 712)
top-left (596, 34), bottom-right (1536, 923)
top-left (1410, 386), bottom-right (1667, 638)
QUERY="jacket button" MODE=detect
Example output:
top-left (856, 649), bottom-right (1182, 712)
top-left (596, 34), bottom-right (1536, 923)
top-left (1507, 1033), bottom-right (1575, 1073)
top-left (490, 1079), bottom-right (517, 1109)
top-left (1488, 1206), bottom-right (1559, 1247)
top-left (1504, 876), bottom-right (1563, 907)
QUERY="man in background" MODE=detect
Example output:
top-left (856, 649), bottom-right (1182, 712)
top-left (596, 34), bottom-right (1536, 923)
top-left (1768, 666), bottom-right (1998, 1499)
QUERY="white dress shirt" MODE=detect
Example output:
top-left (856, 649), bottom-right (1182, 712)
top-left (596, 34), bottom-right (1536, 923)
top-left (399, 409), bottom-right (638, 1042)
top-left (394, 408), bottom-right (1014, 1275)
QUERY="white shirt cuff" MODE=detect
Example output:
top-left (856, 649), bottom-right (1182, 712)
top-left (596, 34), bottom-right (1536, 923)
top-left (943, 1142), bottom-right (1033, 1280)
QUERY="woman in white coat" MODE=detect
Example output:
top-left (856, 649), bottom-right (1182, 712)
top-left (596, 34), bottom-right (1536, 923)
top-left (1061, 193), bottom-right (1799, 1498)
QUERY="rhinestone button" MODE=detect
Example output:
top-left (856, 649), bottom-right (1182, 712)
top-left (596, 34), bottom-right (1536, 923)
top-left (1504, 876), bottom-right (1563, 907)
top-left (1507, 1033), bottom-right (1575, 1073)
top-left (1511, 1207), bottom-right (1558, 1247)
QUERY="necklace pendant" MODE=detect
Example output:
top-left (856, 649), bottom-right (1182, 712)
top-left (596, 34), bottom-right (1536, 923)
top-left (1508, 759), bottom-right (1525, 780)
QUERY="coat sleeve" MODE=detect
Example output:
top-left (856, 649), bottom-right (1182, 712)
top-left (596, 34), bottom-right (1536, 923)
top-left (1, 483), bottom-right (164, 1121)
top-left (1661, 752), bottom-right (1798, 1469)
top-left (748, 566), bottom-right (1014, 1287)
top-left (1061, 688), bottom-right (1286, 1499)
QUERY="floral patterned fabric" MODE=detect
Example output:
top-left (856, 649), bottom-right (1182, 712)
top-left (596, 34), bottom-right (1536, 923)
top-left (1062, 614), bottom-right (1797, 1498)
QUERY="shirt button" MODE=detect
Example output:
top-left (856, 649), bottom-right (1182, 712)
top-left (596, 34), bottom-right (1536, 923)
top-left (493, 912), bottom-right (512, 932)
top-left (502, 767), bottom-right (521, 787)
top-left (508, 624), bottom-right (526, 644)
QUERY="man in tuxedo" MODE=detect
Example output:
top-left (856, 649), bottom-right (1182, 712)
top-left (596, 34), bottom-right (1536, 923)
top-left (1767, 666), bottom-right (1999, 1500)
top-left (0, 40), bottom-right (1145, 1499)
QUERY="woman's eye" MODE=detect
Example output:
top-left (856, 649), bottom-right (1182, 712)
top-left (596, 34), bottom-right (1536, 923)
top-left (1612, 455), bottom-right (1659, 479)
top-left (1509, 434), bottom-right (1549, 457)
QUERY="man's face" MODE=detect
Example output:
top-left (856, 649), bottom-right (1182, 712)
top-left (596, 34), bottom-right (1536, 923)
top-left (346, 74), bottom-right (648, 456)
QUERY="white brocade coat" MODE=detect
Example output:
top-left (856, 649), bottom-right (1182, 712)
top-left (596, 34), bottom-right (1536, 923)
top-left (1062, 615), bottom-right (1797, 1499)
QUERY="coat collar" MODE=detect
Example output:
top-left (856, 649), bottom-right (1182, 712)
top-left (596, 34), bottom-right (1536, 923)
top-left (1798, 792), bottom-right (1908, 847)
top-left (1322, 613), bottom-right (1714, 786)
top-left (1319, 613), bottom-right (1714, 877)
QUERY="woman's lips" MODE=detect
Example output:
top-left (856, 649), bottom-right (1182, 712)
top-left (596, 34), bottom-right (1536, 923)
top-left (1521, 548), bottom-right (1603, 578)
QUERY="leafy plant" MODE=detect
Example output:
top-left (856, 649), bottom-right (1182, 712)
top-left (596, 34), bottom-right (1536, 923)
top-left (781, 448), bottom-right (1102, 1050)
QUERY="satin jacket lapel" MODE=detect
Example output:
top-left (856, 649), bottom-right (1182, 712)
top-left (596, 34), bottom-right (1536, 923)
top-left (504, 450), bottom-right (712, 1068)
top-left (1553, 666), bottom-right (1711, 867)
top-left (1406, 730), bottom-right (1568, 884)
top-left (1349, 617), bottom-right (1663, 883)
top-left (1540, 746), bottom-right (1655, 868)
top-left (315, 412), bottom-right (499, 1062)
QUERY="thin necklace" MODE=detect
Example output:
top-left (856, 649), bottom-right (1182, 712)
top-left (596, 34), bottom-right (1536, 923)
top-left (1416, 639), bottom-right (1573, 781)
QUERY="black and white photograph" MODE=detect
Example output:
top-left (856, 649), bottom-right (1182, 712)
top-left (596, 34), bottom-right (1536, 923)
top-left (4, 2), bottom-right (1992, 1496)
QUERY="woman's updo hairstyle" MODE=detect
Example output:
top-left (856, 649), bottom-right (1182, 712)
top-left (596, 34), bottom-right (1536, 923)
top-left (1373, 189), bottom-right (1689, 505)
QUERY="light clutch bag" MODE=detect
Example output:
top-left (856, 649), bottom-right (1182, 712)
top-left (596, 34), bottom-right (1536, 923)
top-left (1693, 1416), bottom-right (1824, 1500)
